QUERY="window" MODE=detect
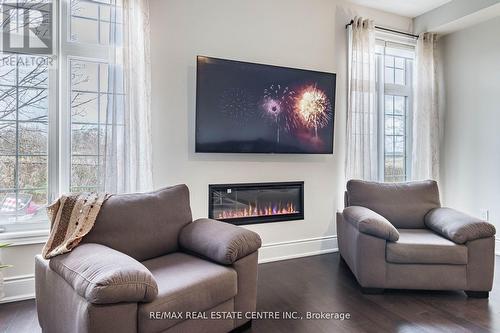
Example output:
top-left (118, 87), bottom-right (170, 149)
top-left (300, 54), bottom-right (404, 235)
top-left (65, 0), bottom-right (124, 194)
top-left (0, 54), bottom-right (52, 228)
top-left (70, 0), bottom-right (123, 45)
top-left (375, 36), bottom-right (415, 182)
top-left (0, 0), bottom-right (123, 233)
top-left (69, 60), bottom-right (124, 192)
top-left (0, 1), bottom-right (55, 231)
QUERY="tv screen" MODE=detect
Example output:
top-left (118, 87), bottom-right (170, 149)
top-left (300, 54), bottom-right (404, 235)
top-left (196, 56), bottom-right (336, 154)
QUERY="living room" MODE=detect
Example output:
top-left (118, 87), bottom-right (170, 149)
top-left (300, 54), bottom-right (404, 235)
top-left (0, 0), bottom-right (499, 332)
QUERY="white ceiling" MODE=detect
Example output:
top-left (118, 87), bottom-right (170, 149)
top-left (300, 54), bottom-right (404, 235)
top-left (349, 0), bottom-right (453, 18)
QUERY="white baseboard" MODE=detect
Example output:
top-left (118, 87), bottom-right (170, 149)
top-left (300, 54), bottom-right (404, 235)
top-left (258, 235), bottom-right (338, 263)
top-left (0, 274), bottom-right (35, 304)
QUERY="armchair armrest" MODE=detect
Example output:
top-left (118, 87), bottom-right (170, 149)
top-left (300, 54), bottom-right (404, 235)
top-left (179, 218), bottom-right (262, 265)
top-left (343, 206), bottom-right (399, 242)
top-left (49, 243), bottom-right (158, 304)
top-left (425, 207), bottom-right (496, 244)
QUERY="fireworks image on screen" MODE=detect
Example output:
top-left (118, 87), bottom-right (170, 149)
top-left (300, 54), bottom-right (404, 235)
top-left (219, 88), bottom-right (256, 122)
top-left (261, 84), bottom-right (298, 143)
top-left (295, 85), bottom-right (332, 138)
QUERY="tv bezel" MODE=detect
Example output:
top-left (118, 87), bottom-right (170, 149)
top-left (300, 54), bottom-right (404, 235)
top-left (195, 55), bottom-right (336, 154)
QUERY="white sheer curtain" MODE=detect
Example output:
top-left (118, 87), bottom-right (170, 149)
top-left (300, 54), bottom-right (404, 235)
top-left (103, 0), bottom-right (153, 193)
top-left (346, 17), bottom-right (378, 181)
top-left (412, 32), bottom-right (440, 181)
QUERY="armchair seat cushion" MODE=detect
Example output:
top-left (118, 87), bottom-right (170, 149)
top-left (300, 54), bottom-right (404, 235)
top-left (138, 252), bottom-right (237, 332)
top-left (386, 229), bottom-right (468, 265)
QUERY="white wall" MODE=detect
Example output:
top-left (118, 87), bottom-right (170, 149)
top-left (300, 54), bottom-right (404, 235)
top-left (149, 0), bottom-right (412, 262)
top-left (440, 16), bottom-right (500, 253)
top-left (1, 242), bottom-right (43, 303)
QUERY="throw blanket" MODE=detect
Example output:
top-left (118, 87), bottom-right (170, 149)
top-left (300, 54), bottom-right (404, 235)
top-left (42, 193), bottom-right (111, 259)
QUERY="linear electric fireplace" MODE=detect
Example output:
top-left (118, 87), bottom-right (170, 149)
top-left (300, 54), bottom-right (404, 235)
top-left (209, 182), bottom-right (304, 225)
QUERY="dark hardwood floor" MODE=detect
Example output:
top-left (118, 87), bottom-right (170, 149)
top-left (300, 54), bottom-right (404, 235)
top-left (2, 253), bottom-right (500, 333)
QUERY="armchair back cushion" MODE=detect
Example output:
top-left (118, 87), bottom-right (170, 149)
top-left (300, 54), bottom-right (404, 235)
top-left (346, 180), bottom-right (440, 228)
top-left (83, 184), bottom-right (192, 261)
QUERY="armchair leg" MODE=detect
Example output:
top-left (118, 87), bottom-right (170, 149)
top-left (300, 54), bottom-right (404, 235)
top-left (465, 291), bottom-right (489, 298)
top-left (361, 287), bottom-right (384, 295)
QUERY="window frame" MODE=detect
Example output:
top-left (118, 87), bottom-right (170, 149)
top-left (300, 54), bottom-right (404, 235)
top-left (375, 32), bottom-right (416, 182)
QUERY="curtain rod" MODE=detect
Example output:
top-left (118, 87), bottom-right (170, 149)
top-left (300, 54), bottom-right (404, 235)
top-left (345, 20), bottom-right (419, 39)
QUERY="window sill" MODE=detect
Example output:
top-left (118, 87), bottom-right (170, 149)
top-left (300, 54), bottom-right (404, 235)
top-left (0, 229), bottom-right (49, 246)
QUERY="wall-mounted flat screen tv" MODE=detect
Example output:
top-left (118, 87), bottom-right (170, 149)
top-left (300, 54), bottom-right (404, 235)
top-left (196, 56), bottom-right (336, 154)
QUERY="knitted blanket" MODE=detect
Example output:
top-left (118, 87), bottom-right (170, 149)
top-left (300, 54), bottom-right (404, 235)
top-left (42, 193), bottom-right (111, 259)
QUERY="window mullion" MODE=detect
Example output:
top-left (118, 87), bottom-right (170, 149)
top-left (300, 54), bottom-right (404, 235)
top-left (15, 55), bottom-right (20, 220)
top-left (406, 59), bottom-right (414, 180)
top-left (376, 53), bottom-right (385, 182)
top-left (59, 0), bottom-right (71, 195)
top-left (48, 55), bottom-right (59, 202)
top-left (48, 1), bottom-right (60, 202)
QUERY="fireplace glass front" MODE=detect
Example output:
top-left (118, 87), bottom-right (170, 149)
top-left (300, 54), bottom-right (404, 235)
top-left (209, 182), bottom-right (304, 225)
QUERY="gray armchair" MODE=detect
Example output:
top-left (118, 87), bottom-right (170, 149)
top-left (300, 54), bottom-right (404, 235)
top-left (35, 184), bottom-right (261, 333)
top-left (337, 180), bottom-right (496, 297)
